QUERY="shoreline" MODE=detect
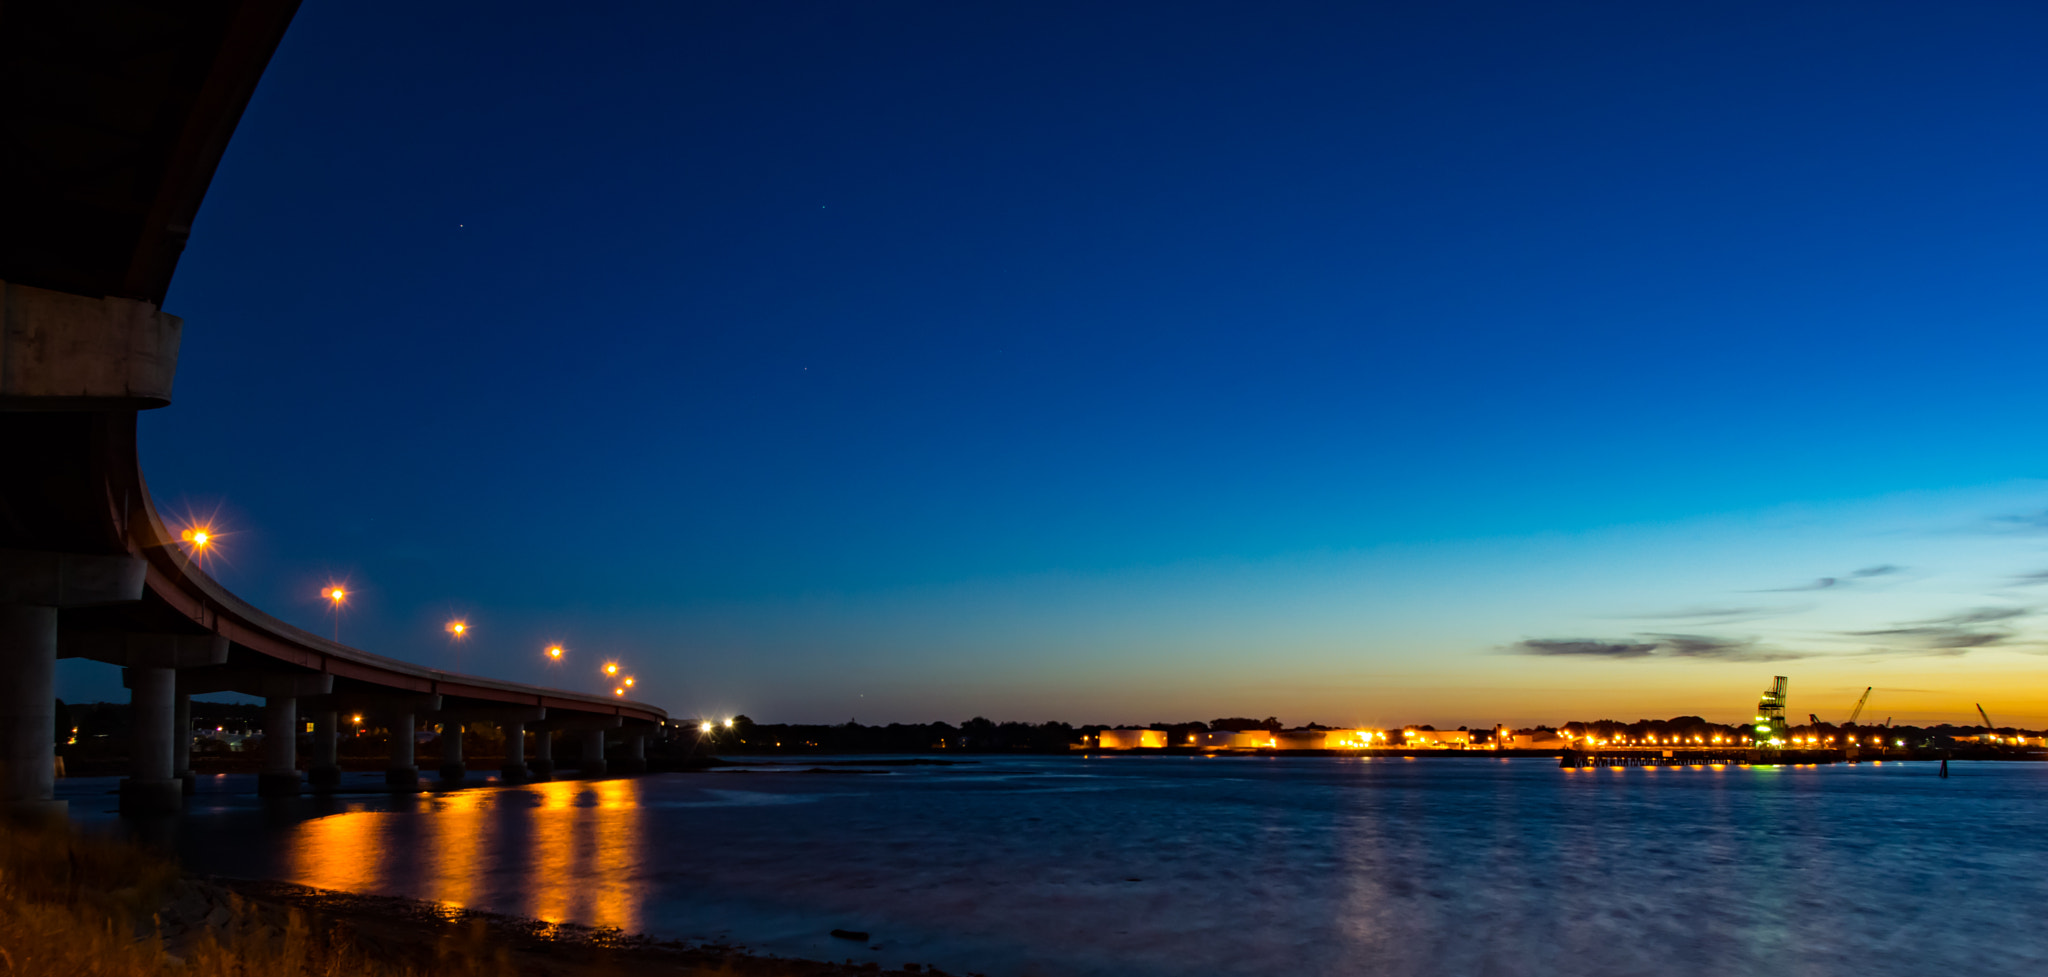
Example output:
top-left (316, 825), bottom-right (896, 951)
top-left (207, 875), bottom-right (962, 977)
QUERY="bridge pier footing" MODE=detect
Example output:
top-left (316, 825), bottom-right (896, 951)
top-left (308, 709), bottom-right (341, 789)
top-left (119, 665), bottom-right (182, 814)
top-left (258, 695), bottom-right (300, 797)
top-left (438, 720), bottom-right (465, 784)
top-left (500, 720), bottom-right (531, 783)
top-left (580, 728), bottom-right (608, 778)
top-left (0, 604), bottom-right (64, 818)
top-left (615, 729), bottom-right (648, 774)
top-left (530, 727), bottom-right (554, 779)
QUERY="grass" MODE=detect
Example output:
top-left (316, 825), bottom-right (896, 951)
top-left (0, 815), bottom-right (512, 977)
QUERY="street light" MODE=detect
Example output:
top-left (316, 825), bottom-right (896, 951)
top-left (699, 721), bottom-right (713, 733)
top-left (603, 662), bottom-right (619, 677)
top-left (446, 620), bottom-right (468, 638)
top-left (546, 645), bottom-right (564, 661)
top-left (623, 676), bottom-right (635, 688)
top-left (324, 586), bottom-right (348, 641)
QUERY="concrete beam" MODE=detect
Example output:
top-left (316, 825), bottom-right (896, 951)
top-left (0, 279), bottom-right (182, 409)
top-left (178, 668), bottom-right (333, 698)
top-left (0, 549), bottom-right (145, 607)
top-left (68, 632), bottom-right (227, 668)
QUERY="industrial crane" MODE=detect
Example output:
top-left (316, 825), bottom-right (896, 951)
top-left (1977, 703), bottom-right (1994, 730)
top-left (1847, 687), bottom-right (1873, 725)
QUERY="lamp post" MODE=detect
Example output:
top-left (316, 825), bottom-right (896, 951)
top-left (324, 586), bottom-right (347, 642)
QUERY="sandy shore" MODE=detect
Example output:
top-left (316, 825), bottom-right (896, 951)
top-left (213, 876), bottom-right (961, 977)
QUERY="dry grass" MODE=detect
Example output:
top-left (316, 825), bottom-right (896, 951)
top-left (0, 816), bottom-right (512, 977)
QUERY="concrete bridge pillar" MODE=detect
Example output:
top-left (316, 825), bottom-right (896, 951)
top-left (308, 709), bottom-right (341, 789)
top-left (0, 605), bottom-right (61, 816)
top-left (580, 728), bottom-right (608, 778)
top-left (0, 550), bottom-right (146, 816)
top-left (172, 691), bottom-right (194, 794)
top-left (386, 710), bottom-right (418, 787)
top-left (438, 721), bottom-right (465, 784)
top-left (259, 695), bottom-right (299, 797)
top-left (79, 633), bottom-right (227, 814)
top-left (500, 721), bottom-right (530, 783)
top-left (530, 726), bottom-right (554, 779)
top-left (616, 728), bottom-right (648, 773)
top-left (120, 666), bottom-right (180, 813)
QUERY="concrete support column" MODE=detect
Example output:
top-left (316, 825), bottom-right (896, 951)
top-left (580, 728), bottom-right (608, 778)
top-left (308, 709), bottom-right (341, 789)
top-left (386, 711), bottom-right (418, 787)
top-left (438, 721), bottom-right (465, 784)
top-left (259, 695), bottom-right (299, 796)
top-left (0, 605), bottom-right (60, 816)
top-left (500, 722), bottom-right (530, 783)
top-left (616, 728), bottom-right (648, 774)
top-left (530, 726), bottom-right (554, 779)
top-left (119, 666), bottom-right (181, 813)
top-left (172, 692), bottom-right (194, 794)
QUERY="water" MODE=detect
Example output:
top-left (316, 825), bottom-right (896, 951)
top-left (61, 756), bottom-right (2048, 976)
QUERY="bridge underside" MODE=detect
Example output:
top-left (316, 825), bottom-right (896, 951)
top-left (1, 2), bottom-right (666, 815)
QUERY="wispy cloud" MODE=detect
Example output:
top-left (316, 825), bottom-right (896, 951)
top-left (1621, 605), bottom-right (1781, 622)
top-left (2010, 570), bottom-right (2048, 587)
top-left (1840, 606), bottom-right (2031, 655)
top-left (1506, 635), bottom-right (1808, 662)
top-left (1509, 639), bottom-right (1659, 659)
top-left (1748, 564), bottom-right (1903, 592)
top-left (1752, 577), bottom-right (1839, 592)
top-left (1992, 511), bottom-right (2048, 530)
top-left (1643, 634), bottom-right (1811, 662)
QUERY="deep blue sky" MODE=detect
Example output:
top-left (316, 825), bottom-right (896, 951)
top-left (71, 2), bottom-right (2048, 726)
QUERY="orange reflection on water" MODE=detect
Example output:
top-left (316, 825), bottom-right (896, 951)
top-left (289, 808), bottom-right (397, 893)
top-left (285, 779), bottom-right (645, 935)
top-left (526, 778), bottom-right (645, 932)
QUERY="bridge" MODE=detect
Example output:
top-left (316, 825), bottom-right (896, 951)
top-left (1, 1), bottom-right (668, 815)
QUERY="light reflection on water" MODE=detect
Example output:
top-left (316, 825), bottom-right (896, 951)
top-left (282, 778), bottom-right (645, 933)
top-left (76, 757), bottom-right (2048, 977)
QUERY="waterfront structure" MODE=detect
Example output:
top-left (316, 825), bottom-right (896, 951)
top-left (0, 1), bottom-right (666, 816)
top-left (1093, 729), bottom-right (1169, 749)
top-left (1751, 676), bottom-right (1790, 749)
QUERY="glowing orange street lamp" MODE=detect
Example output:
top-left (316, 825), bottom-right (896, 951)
top-left (613, 687), bottom-right (625, 696)
top-left (546, 645), bottom-right (564, 661)
top-left (324, 586), bottom-right (348, 641)
top-left (446, 620), bottom-right (469, 638)
top-left (623, 676), bottom-right (635, 688)
top-left (603, 662), bottom-right (620, 677)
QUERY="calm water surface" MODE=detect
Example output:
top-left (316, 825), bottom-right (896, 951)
top-left (62, 757), bottom-right (2048, 977)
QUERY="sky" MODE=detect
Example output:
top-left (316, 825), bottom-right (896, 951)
top-left (61, 1), bottom-right (2048, 728)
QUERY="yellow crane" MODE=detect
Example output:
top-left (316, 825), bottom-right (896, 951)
top-left (1847, 687), bottom-right (1873, 724)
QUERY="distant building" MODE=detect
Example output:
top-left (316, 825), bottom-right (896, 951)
top-left (1401, 729), bottom-right (1471, 748)
top-left (1094, 729), bottom-right (1168, 749)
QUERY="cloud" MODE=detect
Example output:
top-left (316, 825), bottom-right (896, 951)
top-left (1752, 577), bottom-right (1838, 592)
top-left (1840, 606), bottom-right (2031, 655)
top-left (1624, 606), bottom-right (1773, 621)
top-left (1506, 635), bottom-right (1807, 662)
top-left (1748, 564), bottom-right (1903, 592)
top-left (2011, 570), bottom-right (2048, 587)
top-left (1509, 639), bottom-right (1659, 659)
top-left (1989, 511), bottom-right (2048, 533)
top-left (1643, 634), bottom-right (1812, 662)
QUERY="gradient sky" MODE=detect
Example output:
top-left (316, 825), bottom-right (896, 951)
top-left (63, 1), bottom-right (2048, 728)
